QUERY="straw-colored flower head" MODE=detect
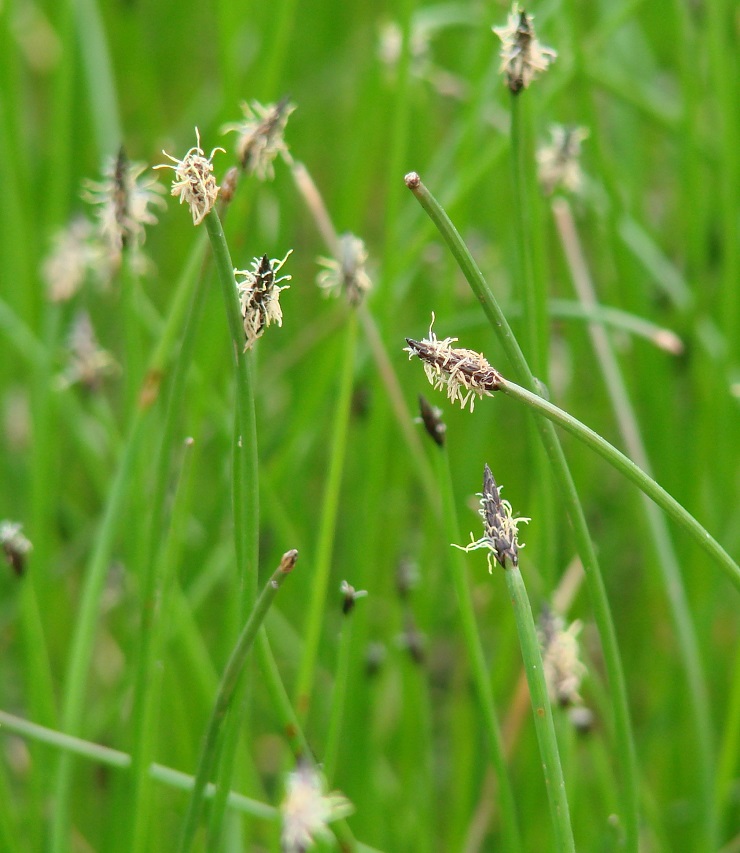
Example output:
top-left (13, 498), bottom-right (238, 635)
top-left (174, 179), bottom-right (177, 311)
top-left (454, 465), bottom-right (530, 572)
top-left (537, 125), bottom-right (589, 195)
top-left (281, 762), bottom-right (354, 853)
top-left (493, 4), bottom-right (557, 93)
top-left (154, 128), bottom-right (223, 225)
top-left (234, 251), bottom-right (292, 351)
top-left (539, 607), bottom-right (588, 706)
top-left (404, 314), bottom-right (503, 412)
top-left (222, 98), bottom-right (295, 180)
top-left (316, 233), bottom-right (372, 306)
top-left (84, 147), bottom-right (166, 254)
top-left (1, 520), bottom-right (33, 576)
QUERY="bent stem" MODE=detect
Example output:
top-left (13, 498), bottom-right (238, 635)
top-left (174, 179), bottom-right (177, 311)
top-left (499, 378), bottom-right (740, 591)
top-left (553, 197), bottom-right (717, 847)
top-left (177, 550), bottom-right (298, 853)
top-left (405, 171), bottom-right (640, 850)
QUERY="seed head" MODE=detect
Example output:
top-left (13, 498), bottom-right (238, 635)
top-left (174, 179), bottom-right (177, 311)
top-left (405, 314), bottom-right (503, 412)
top-left (537, 125), bottom-right (589, 195)
top-left (235, 251), bottom-right (292, 351)
top-left (57, 312), bottom-right (118, 391)
top-left (154, 128), bottom-right (223, 225)
top-left (1, 520), bottom-right (32, 577)
top-left (222, 98), bottom-right (295, 180)
top-left (84, 147), bottom-right (166, 254)
top-left (493, 4), bottom-right (557, 93)
top-left (280, 761), bottom-right (353, 853)
top-left (316, 233), bottom-right (372, 306)
top-left (454, 465), bottom-right (530, 571)
top-left (539, 606), bottom-right (588, 706)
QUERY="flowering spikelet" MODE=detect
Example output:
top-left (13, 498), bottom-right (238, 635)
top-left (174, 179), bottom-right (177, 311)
top-left (222, 98), bottom-right (295, 180)
top-left (539, 606), bottom-right (587, 706)
top-left (42, 218), bottom-right (97, 302)
top-left (537, 125), bottom-right (589, 195)
top-left (57, 312), bottom-right (118, 391)
top-left (280, 762), bottom-right (353, 853)
top-left (1, 520), bottom-right (33, 577)
top-left (83, 147), bottom-right (165, 254)
top-left (404, 315), bottom-right (503, 412)
top-left (316, 233), bottom-right (372, 306)
top-left (493, 4), bottom-right (557, 93)
top-left (235, 251), bottom-right (292, 350)
top-left (454, 465), bottom-right (530, 572)
top-left (154, 128), bottom-right (223, 225)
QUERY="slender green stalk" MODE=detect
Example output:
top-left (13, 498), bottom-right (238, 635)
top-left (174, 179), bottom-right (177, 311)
top-left (323, 605), bottom-right (357, 783)
top-left (50, 409), bottom-right (149, 853)
top-left (177, 549), bottom-right (298, 853)
top-left (437, 449), bottom-right (522, 851)
top-left (294, 311), bottom-right (358, 717)
top-left (128, 437), bottom-right (197, 853)
top-left (503, 561), bottom-right (575, 853)
top-left (716, 642), bottom-right (740, 830)
top-left (405, 171), bottom-right (640, 850)
top-left (498, 378), bottom-right (740, 589)
top-left (255, 630), bottom-right (312, 760)
top-left (202, 208), bottom-right (260, 841)
top-left (127, 237), bottom-right (210, 853)
top-left (510, 94), bottom-right (548, 379)
top-left (49, 234), bottom-right (206, 853)
top-left (0, 710), bottom-right (276, 821)
top-left (553, 197), bottom-right (717, 847)
top-left (285, 154), bottom-right (442, 520)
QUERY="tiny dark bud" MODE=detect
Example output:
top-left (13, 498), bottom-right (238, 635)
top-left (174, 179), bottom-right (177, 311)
top-left (418, 394), bottom-right (446, 447)
top-left (4, 547), bottom-right (25, 577)
top-left (342, 582), bottom-right (357, 615)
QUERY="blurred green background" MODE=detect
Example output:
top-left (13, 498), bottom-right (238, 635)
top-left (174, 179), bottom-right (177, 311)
top-left (0, 0), bottom-right (738, 850)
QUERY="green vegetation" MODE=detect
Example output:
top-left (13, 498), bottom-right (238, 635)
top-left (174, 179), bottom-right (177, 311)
top-left (0, 1), bottom-right (737, 850)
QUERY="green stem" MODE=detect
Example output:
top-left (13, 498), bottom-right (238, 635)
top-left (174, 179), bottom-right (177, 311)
top-left (203, 209), bottom-right (260, 841)
top-left (510, 94), bottom-right (548, 379)
top-left (405, 171), bottom-right (640, 850)
top-left (323, 607), bottom-right (356, 783)
top-left (553, 197), bottom-right (717, 847)
top-left (128, 437), bottom-right (197, 853)
top-left (503, 561), bottom-right (575, 853)
top-left (177, 550), bottom-right (298, 853)
top-left (0, 710), bottom-right (276, 821)
top-left (294, 311), bottom-right (358, 717)
top-left (49, 234), bottom-right (206, 853)
top-left (128, 238), bottom-right (210, 853)
top-left (500, 379), bottom-right (740, 589)
top-left (437, 450), bottom-right (522, 851)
